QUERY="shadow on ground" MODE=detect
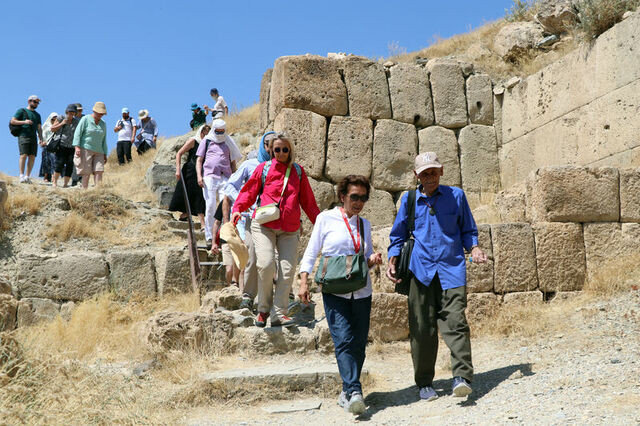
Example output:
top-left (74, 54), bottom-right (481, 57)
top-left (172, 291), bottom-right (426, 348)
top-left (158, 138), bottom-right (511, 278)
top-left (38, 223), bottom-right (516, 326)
top-left (359, 363), bottom-right (534, 420)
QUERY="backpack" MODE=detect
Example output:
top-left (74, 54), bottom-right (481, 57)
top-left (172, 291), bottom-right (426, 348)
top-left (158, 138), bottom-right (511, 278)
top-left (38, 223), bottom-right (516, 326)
top-left (9, 108), bottom-right (27, 137)
top-left (257, 161), bottom-right (302, 206)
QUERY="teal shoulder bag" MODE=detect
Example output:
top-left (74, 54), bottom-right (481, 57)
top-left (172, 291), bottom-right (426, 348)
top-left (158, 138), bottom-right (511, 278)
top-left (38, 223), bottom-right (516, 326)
top-left (315, 213), bottom-right (368, 294)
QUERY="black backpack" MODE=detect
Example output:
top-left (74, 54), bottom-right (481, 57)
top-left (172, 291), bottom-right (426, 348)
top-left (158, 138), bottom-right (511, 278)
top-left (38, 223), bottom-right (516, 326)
top-left (9, 108), bottom-right (27, 137)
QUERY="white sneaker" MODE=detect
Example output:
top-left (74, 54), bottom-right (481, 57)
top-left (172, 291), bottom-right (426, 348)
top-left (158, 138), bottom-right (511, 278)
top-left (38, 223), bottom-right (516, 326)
top-left (19, 175), bottom-right (26, 183)
top-left (337, 391), bottom-right (349, 409)
top-left (348, 391), bottom-right (365, 415)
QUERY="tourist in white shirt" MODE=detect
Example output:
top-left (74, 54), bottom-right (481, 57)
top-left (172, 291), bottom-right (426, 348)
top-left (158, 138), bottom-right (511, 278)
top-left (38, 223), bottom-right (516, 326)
top-left (204, 88), bottom-right (228, 119)
top-left (114, 107), bottom-right (137, 165)
top-left (298, 175), bottom-right (383, 415)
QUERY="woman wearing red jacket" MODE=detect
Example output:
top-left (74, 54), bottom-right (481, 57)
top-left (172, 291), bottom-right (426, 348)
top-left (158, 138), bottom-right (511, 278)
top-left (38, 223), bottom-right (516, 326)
top-left (232, 133), bottom-right (320, 327)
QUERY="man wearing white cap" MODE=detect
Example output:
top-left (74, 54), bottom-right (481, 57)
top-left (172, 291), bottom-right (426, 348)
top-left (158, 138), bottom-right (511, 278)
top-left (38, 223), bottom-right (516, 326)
top-left (10, 95), bottom-right (44, 183)
top-left (386, 152), bottom-right (487, 402)
top-left (114, 108), bottom-right (137, 165)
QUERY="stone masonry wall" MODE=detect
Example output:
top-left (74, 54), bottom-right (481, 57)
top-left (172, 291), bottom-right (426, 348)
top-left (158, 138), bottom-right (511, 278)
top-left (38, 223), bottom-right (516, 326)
top-left (259, 54), bottom-right (503, 225)
top-left (499, 10), bottom-right (640, 190)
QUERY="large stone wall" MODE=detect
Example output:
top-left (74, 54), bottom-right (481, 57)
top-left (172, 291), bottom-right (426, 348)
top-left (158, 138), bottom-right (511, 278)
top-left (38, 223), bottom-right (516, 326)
top-left (260, 54), bottom-right (503, 226)
top-left (499, 10), bottom-right (640, 189)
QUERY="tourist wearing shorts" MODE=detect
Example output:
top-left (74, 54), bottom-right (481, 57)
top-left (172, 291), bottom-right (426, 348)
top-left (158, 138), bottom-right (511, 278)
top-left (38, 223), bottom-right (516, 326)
top-left (72, 102), bottom-right (108, 189)
top-left (204, 88), bottom-right (228, 119)
top-left (231, 133), bottom-right (320, 328)
top-left (10, 95), bottom-right (44, 183)
top-left (51, 104), bottom-right (81, 188)
top-left (196, 119), bottom-right (242, 250)
top-left (114, 107), bottom-right (137, 165)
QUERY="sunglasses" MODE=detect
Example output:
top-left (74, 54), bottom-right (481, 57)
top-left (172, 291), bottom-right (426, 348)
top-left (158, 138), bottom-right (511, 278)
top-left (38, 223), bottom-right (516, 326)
top-left (348, 194), bottom-right (369, 202)
top-left (30, 100), bottom-right (40, 104)
top-left (273, 147), bottom-right (289, 153)
top-left (214, 129), bottom-right (225, 134)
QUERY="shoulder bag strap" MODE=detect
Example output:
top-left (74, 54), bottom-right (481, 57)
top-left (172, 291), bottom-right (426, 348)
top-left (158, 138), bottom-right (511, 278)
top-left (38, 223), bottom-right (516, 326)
top-left (359, 217), bottom-right (365, 254)
top-left (408, 189), bottom-right (416, 238)
top-left (276, 164), bottom-right (292, 206)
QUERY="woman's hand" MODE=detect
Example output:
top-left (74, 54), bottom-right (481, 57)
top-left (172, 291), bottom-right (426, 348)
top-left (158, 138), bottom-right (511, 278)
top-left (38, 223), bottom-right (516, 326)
top-left (385, 256), bottom-right (402, 283)
top-left (75, 146), bottom-right (81, 156)
top-left (368, 252), bottom-right (383, 268)
top-left (211, 243), bottom-right (220, 255)
top-left (298, 272), bottom-right (311, 304)
top-left (197, 176), bottom-right (204, 188)
top-left (231, 212), bottom-right (242, 224)
top-left (175, 170), bottom-right (181, 180)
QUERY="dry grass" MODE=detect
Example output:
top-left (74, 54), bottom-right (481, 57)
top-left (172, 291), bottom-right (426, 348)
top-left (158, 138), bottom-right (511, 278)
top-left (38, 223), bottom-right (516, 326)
top-left (582, 255), bottom-right (640, 297)
top-left (103, 143), bottom-right (158, 204)
top-left (45, 212), bottom-right (98, 242)
top-left (6, 190), bottom-right (42, 216)
top-left (224, 103), bottom-right (260, 135)
top-left (575, 0), bottom-right (640, 40)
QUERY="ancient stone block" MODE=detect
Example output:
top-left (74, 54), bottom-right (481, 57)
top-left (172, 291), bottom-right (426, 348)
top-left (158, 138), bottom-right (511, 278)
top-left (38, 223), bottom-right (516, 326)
top-left (141, 311), bottom-right (235, 351)
top-left (495, 191), bottom-right (526, 222)
top-left (492, 223), bottom-right (538, 293)
top-left (467, 224), bottom-right (494, 293)
top-left (156, 186), bottom-right (174, 210)
top-left (155, 248), bottom-right (192, 295)
top-left (533, 222), bottom-right (585, 292)
top-left (17, 298), bottom-right (60, 327)
top-left (360, 189), bottom-right (396, 227)
top-left (15, 252), bottom-right (109, 301)
top-left (466, 293), bottom-right (500, 322)
top-left (231, 326), bottom-right (317, 355)
top-left (466, 74), bottom-right (494, 125)
top-left (313, 319), bottom-right (334, 354)
top-left (583, 223), bottom-right (640, 282)
top-left (259, 68), bottom-right (273, 131)
top-left (372, 119), bottom-right (417, 191)
top-left (427, 60), bottom-right (467, 128)
top-left (0, 278), bottom-right (11, 295)
top-left (370, 226), bottom-right (394, 293)
top-left (325, 116), bottom-right (373, 183)
top-left (269, 55), bottom-right (348, 118)
top-left (145, 163), bottom-right (176, 192)
top-left (201, 287), bottom-right (243, 312)
top-left (60, 301), bottom-right (75, 321)
top-left (494, 92), bottom-right (503, 147)
top-left (369, 293), bottom-right (409, 342)
top-left (526, 167), bottom-right (619, 223)
top-left (535, 0), bottom-right (577, 34)
top-left (417, 126), bottom-right (461, 187)
top-left (342, 58), bottom-right (392, 119)
top-left (502, 291), bottom-right (543, 305)
top-left (273, 108), bottom-right (327, 179)
top-left (458, 125), bottom-right (501, 194)
top-left (107, 251), bottom-right (157, 296)
top-left (0, 294), bottom-right (17, 331)
top-left (152, 134), bottom-right (193, 167)
top-left (387, 64), bottom-right (434, 127)
top-left (308, 177), bottom-right (336, 211)
top-left (619, 168), bottom-right (640, 222)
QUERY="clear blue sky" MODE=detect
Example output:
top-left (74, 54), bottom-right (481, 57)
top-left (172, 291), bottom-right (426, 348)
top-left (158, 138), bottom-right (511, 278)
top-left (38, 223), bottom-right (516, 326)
top-left (0, 0), bottom-right (512, 175)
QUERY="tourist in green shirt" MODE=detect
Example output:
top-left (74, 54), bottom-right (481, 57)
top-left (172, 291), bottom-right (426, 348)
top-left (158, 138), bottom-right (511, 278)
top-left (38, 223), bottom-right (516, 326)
top-left (190, 103), bottom-right (207, 130)
top-left (73, 101), bottom-right (108, 189)
top-left (10, 95), bottom-right (44, 183)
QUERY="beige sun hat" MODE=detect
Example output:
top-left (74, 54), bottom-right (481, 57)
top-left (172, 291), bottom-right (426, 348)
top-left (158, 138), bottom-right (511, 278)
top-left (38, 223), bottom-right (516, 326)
top-left (138, 109), bottom-right (149, 119)
top-left (92, 101), bottom-right (107, 115)
top-left (219, 222), bottom-right (249, 270)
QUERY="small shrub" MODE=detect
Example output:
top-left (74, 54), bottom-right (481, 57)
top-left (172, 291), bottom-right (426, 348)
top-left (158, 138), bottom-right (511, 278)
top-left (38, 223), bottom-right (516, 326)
top-left (46, 212), bottom-right (97, 242)
top-left (575, 0), bottom-right (640, 40)
top-left (505, 0), bottom-right (540, 22)
top-left (66, 189), bottom-right (131, 221)
top-left (7, 192), bottom-right (41, 216)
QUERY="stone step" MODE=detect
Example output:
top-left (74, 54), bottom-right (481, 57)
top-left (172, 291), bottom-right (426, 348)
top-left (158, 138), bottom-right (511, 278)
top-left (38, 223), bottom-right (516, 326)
top-left (170, 229), bottom-right (205, 240)
top-left (200, 363), bottom-right (368, 390)
top-left (167, 220), bottom-right (201, 231)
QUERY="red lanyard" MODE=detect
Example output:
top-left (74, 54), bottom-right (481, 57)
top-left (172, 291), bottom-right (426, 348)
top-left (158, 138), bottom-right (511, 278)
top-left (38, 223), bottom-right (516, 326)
top-left (340, 208), bottom-right (361, 253)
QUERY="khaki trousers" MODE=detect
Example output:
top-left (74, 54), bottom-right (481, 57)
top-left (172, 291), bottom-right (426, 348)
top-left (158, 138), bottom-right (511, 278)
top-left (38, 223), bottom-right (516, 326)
top-left (251, 220), bottom-right (299, 316)
top-left (242, 218), bottom-right (258, 298)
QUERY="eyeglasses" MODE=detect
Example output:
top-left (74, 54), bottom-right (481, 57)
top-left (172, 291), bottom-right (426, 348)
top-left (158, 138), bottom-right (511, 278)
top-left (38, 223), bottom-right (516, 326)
top-left (214, 129), bottom-right (225, 135)
top-left (349, 194), bottom-right (369, 202)
top-left (273, 147), bottom-right (289, 153)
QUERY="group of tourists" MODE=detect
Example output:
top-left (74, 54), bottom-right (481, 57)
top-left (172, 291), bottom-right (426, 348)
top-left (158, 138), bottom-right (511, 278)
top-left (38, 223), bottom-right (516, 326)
top-left (169, 119), bottom-right (488, 414)
top-left (189, 88), bottom-right (228, 130)
top-left (10, 95), bottom-right (159, 188)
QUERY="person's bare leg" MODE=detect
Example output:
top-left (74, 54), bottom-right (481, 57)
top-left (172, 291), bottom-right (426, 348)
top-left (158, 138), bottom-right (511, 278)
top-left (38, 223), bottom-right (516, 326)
top-left (81, 175), bottom-right (90, 189)
top-left (225, 265), bottom-right (233, 285)
top-left (94, 171), bottom-right (103, 186)
top-left (198, 213), bottom-right (205, 231)
top-left (63, 176), bottom-right (70, 187)
top-left (19, 154), bottom-right (27, 176)
top-left (26, 155), bottom-right (35, 177)
top-left (52, 172), bottom-right (60, 187)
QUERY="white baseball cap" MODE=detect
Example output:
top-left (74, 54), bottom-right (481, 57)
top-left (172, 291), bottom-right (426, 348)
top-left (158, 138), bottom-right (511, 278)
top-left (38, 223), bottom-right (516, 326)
top-left (28, 95), bottom-right (40, 101)
top-left (414, 152), bottom-right (443, 174)
top-left (122, 107), bottom-right (129, 114)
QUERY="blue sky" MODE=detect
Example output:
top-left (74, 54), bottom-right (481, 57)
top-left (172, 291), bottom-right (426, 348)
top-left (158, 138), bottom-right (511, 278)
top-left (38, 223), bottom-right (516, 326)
top-left (0, 0), bottom-right (512, 175)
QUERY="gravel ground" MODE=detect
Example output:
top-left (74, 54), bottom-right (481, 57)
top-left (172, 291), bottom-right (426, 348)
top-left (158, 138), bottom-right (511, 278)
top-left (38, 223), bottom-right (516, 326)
top-left (184, 290), bottom-right (640, 425)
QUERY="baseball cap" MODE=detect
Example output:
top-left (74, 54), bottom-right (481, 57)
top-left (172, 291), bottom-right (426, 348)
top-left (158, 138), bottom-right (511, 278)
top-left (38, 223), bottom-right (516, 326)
top-left (414, 152), bottom-right (442, 174)
top-left (65, 104), bottom-right (78, 113)
top-left (122, 107), bottom-right (129, 114)
top-left (28, 95), bottom-right (40, 101)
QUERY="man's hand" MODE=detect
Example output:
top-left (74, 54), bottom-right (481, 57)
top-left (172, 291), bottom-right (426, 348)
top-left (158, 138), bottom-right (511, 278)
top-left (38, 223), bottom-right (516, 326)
top-left (39, 140), bottom-right (46, 147)
top-left (298, 272), bottom-right (311, 304)
top-left (24, 119), bottom-right (33, 126)
top-left (471, 246), bottom-right (487, 263)
top-left (211, 243), bottom-right (220, 255)
top-left (75, 146), bottom-right (81, 156)
top-left (385, 256), bottom-right (402, 283)
top-left (368, 252), bottom-right (383, 268)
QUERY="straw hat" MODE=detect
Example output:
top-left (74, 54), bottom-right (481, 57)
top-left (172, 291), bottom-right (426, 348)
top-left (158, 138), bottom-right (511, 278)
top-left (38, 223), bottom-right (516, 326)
top-left (219, 222), bottom-right (249, 270)
top-left (92, 101), bottom-right (107, 115)
top-left (138, 109), bottom-right (149, 119)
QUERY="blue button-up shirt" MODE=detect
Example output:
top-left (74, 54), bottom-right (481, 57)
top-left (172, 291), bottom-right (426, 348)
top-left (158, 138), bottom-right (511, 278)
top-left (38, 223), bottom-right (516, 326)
top-left (388, 185), bottom-right (478, 289)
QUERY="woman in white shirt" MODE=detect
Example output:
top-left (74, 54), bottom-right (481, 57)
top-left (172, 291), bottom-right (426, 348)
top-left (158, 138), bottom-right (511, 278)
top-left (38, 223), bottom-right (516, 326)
top-left (298, 175), bottom-right (383, 415)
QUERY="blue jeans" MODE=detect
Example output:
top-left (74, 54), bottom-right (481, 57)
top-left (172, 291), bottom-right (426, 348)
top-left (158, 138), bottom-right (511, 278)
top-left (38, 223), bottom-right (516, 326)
top-left (322, 293), bottom-right (371, 394)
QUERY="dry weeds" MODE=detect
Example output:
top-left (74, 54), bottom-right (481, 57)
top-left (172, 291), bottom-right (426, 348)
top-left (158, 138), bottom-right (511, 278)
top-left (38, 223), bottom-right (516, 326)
top-left (224, 104), bottom-right (260, 135)
top-left (6, 190), bottom-right (42, 216)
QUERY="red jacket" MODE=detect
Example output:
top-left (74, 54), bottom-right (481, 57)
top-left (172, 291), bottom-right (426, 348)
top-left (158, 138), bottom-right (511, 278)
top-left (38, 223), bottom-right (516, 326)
top-left (233, 159), bottom-right (320, 232)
